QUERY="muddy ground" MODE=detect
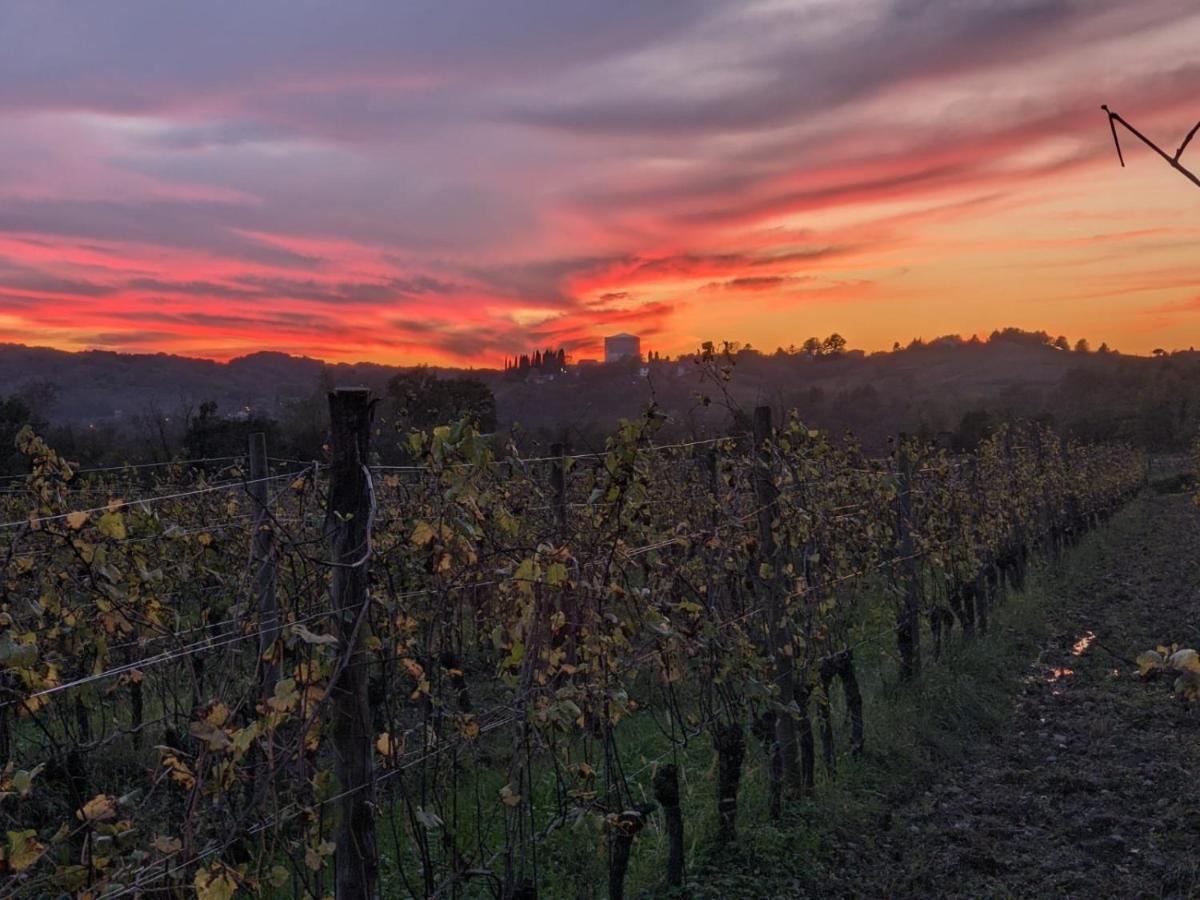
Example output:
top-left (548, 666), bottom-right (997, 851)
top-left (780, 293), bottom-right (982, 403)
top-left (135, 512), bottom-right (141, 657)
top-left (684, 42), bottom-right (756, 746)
top-left (803, 492), bottom-right (1200, 899)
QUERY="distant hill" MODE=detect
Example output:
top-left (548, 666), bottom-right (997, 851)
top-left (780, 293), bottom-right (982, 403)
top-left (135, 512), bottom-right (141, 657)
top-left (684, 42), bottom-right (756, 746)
top-left (2, 338), bottom-right (1195, 453)
top-left (0, 344), bottom-right (436, 425)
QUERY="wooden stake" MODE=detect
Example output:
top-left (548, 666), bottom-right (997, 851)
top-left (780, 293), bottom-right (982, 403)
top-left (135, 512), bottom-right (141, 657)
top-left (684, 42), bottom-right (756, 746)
top-left (327, 388), bottom-right (379, 900)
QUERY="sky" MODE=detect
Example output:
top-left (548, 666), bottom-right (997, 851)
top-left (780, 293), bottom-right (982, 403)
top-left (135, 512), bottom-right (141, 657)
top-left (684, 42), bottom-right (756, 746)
top-left (0, 1), bottom-right (1198, 366)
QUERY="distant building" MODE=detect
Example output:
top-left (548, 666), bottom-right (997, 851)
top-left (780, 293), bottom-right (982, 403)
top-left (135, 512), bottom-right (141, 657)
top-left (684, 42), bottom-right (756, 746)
top-left (604, 333), bottom-right (641, 364)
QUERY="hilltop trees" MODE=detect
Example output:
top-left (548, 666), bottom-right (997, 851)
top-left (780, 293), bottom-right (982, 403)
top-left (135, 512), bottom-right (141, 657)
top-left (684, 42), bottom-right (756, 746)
top-left (794, 334), bottom-right (849, 359)
top-left (821, 333), bottom-right (848, 357)
top-left (503, 347), bottom-right (567, 379)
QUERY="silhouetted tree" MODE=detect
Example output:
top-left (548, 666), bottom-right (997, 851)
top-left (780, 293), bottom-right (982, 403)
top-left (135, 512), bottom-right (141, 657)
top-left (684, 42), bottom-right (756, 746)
top-left (0, 397), bottom-right (41, 474)
top-left (821, 333), bottom-right (847, 357)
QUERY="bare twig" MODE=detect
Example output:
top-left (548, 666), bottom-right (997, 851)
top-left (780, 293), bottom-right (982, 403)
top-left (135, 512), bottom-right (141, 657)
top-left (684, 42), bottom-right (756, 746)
top-left (1177, 120), bottom-right (1200, 162)
top-left (1101, 105), bottom-right (1200, 189)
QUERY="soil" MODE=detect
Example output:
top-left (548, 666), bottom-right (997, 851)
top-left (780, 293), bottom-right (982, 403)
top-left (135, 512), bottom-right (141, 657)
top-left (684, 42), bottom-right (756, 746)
top-left (810, 493), bottom-right (1200, 899)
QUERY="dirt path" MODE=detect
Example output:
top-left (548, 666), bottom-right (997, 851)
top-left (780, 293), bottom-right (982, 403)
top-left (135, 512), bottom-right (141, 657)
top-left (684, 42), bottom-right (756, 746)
top-left (823, 493), bottom-right (1200, 899)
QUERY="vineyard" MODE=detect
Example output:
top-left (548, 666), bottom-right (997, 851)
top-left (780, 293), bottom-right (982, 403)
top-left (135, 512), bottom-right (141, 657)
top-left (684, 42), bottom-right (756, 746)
top-left (0, 388), bottom-right (1146, 898)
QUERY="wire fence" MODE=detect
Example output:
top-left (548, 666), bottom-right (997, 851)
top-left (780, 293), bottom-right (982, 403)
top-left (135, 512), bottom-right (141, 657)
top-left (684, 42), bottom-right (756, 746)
top-left (0, 416), bottom-right (1147, 899)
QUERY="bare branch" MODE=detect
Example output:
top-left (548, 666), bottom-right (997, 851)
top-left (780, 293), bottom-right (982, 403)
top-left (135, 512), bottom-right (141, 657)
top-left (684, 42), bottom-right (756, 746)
top-left (1101, 105), bottom-right (1125, 167)
top-left (1176, 120), bottom-right (1200, 162)
top-left (1101, 105), bottom-right (1200, 190)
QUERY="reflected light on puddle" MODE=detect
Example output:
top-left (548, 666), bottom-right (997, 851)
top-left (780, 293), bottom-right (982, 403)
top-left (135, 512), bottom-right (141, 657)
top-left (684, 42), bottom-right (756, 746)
top-left (1071, 631), bottom-right (1096, 656)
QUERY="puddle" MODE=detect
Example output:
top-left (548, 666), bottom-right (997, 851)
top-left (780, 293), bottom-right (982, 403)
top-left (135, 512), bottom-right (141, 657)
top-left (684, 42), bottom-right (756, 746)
top-left (1071, 631), bottom-right (1096, 656)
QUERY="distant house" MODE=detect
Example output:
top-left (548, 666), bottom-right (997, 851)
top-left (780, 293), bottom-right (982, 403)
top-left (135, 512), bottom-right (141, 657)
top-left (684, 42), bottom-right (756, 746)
top-left (604, 333), bottom-right (640, 363)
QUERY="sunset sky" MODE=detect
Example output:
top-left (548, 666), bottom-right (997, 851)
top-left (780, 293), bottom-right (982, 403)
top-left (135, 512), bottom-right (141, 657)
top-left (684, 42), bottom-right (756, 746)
top-left (0, 1), bottom-right (1198, 365)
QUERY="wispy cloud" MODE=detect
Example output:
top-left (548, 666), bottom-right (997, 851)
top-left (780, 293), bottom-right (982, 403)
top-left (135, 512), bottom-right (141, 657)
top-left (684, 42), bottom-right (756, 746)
top-left (0, 1), bottom-right (1195, 361)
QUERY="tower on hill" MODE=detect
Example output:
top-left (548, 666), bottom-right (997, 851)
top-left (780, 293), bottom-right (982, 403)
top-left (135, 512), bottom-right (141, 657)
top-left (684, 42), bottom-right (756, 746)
top-left (604, 333), bottom-right (640, 364)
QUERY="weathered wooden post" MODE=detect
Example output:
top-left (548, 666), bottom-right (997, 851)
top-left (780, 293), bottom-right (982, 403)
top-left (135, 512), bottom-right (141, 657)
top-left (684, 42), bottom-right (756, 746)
top-left (249, 432), bottom-right (280, 698)
top-left (896, 436), bottom-right (921, 680)
top-left (713, 721), bottom-right (745, 844)
top-left (752, 406), bottom-right (804, 792)
top-left (327, 388), bottom-right (379, 900)
top-left (608, 803), bottom-right (656, 900)
top-left (652, 764), bottom-right (685, 887)
top-left (549, 441), bottom-right (567, 537)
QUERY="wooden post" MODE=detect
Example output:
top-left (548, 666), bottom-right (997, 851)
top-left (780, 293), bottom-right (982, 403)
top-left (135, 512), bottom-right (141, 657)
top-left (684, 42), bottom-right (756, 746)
top-left (837, 650), bottom-right (865, 757)
top-left (128, 656), bottom-right (143, 750)
top-left (751, 711), bottom-right (782, 821)
top-left (896, 437), bottom-right (921, 680)
top-left (817, 663), bottom-right (837, 778)
top-left (703, 445), bottom-right (720, 531)
top-left (608, 804), bottom-right (655, 900)
top-left (752, 406), bottom-right (803, 792)
top-left (713, 722), bottom-right (745, 844)
top-left (327, 388), bottom-right (379, 900)
top-left (652, 764), bottom-right (685, 887)
top-left (549, 441), bottom-right (567, 538)
top-left (249, 432), bottom-right (280, 697)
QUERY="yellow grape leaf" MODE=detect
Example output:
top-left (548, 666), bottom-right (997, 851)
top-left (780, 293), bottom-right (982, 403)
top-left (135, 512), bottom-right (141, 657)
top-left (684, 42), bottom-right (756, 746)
top-left (206, 703), bottom-right (230, 727)
top-left (499, 784), bottom-right (522, 807)
top-left (303, 840), bottom-right (335, 872)
top-left (0, 633), bottom-right (37, 670)
top-left (268, 865), bottom-right (290, 888)
top-left (65, 511), bottom-right (90, 531)
top-left (401, 658), bottom-right (424, 681)
top-left (161, 754), bottom-right (196, 790)
top-left (7, 829), bottom-right (43, 872)
top-left (194, 861), bottom-right (239, 900)
top-left (77, 794), bottom-right (117, 823)
top-left (1167, 648), bottom-right (1200, 672)
top-left (268, 678), bottom-right (298, 713)
top-left (1174, 669), bottom-right (1200, 701)
top-left (230, 723), bottom-right (259, 756)
top-left (97, 511), bottom-right (127, 540)
top-left (546, 562), bottom-right (568, 587)
top-left (375, 732), bottom-right (394, 757)
top-left (11, 765), bottom-right (41, 799)
top-left (197, 533), bottom-right (213, 547)
top-left (151, 835), bottom-right (181, 855)
top-left (1136, 650), bottom-right (1164, 677)
top-left (411, 521), bottom-right (436, 547)
top-left (189, 719), bottom-right (232, 752)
